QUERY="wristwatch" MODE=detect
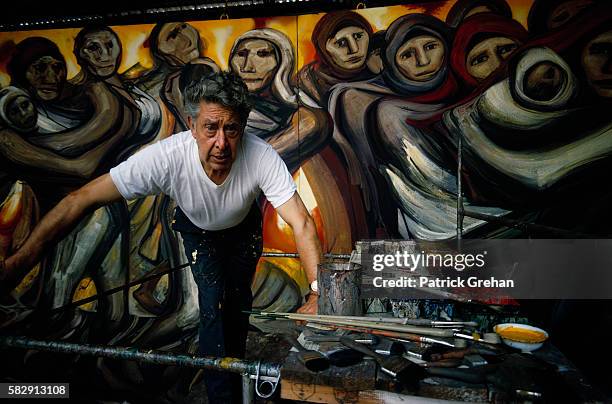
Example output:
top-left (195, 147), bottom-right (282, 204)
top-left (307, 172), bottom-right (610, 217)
top-left (309, 280), bottom-right (319, 295)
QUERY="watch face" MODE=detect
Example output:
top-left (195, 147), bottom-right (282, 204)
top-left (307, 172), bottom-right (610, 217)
top-left (310, 280), bottom-right (318, 292)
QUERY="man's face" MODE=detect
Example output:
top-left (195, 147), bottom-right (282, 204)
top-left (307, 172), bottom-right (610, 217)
top-left (25, 55), bottom-right (66, 101)
top-left (325, 26), bottom-right (369, 70)
top-left (230, 39), bottom-right (278, 93)
top-left (79, 31), bottom-right (121, 79)
top-left (582, 30), bottom-right (612, 98)
top-left (466, 36), bottom-right (520, 81)
top-left (157, 22), bottom-right (201, 66)
top-left (189, 102), bottom-right (244, 175)
top-left (6, 95), bottom-right (37, 131)
top-left (395, 35), bottom-right (445, 82)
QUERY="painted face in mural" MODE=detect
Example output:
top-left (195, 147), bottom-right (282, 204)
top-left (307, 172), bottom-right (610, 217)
top-left (466, 36), bottom-right (520, 81)
top-left (24, 55), bottom-right (66, 101)
top-left (325, 26), bottom-right (370, 71)
top-left (230, 39), bottom-right (278, 93)
top-left (582, 30), bottom-right (612, 98)
top-left (157, 22), bottom-right (201, 66)
top-left (395, 35), bottom-right (445, 82)
top-left (5, 95), bottom-right (37, 132)
top-left (78, 30), bottom-right (121, 79)
top-left (547, 0), bottom-right (594, 30)
top-left (366, 49), bottom-right (384, 74)
top-left (189, 102), bottom-right (243, 176)
top-left (523, 62), bottom-right (566, 101)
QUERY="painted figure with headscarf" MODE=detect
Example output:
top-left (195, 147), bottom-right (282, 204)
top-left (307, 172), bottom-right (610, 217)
top-left (128, 22), bottom-right (219, 132)
top-left (0, 86), bottom-right (37, 133)
top-left (443, 39), bottom-right (612, 235)
top-left (328, 13), bottom-right (470, 237)
top-left (445, 0), bottom-right (512, 28)
top-left (7, 37), bottom-right (92, 134)
top-left (298, 11), bottom-right (374, 107)
top-left (229, 28), bottom-right (330, 172)
top-left (456, 3), bottom-right (612, 234)
top-left (450, 13), bottom-right (528, 96)
top-left (527, 0), bottom-right (601, 37)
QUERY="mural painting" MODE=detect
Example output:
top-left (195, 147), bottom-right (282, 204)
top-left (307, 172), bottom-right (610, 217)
top-left (1, 0), bottom-right (611, 397)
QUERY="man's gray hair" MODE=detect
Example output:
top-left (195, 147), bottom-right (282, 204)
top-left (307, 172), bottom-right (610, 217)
top-left (184, 71), bottom-right (252, 124)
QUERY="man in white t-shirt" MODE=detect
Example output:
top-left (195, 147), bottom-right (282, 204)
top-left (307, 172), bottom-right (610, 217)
top-left (1, 72), bottom-right (322, 403)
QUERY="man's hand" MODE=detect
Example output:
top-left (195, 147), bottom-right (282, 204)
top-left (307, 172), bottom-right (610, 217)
top-left (297, 293), bottom-right (318, 315)
top-left (276, 193), bottom-right (322, 316)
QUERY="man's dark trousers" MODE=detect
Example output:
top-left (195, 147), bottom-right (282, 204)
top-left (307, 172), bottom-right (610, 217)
top-left (173, 204), bottom-right (263, 403)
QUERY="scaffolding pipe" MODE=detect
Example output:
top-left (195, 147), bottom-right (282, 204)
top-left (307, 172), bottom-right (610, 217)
top-left (0, 336), bottom-right (280, 378)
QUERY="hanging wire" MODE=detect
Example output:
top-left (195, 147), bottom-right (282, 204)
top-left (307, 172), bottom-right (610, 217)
top-left (220, 0), bottom-right (230, 19)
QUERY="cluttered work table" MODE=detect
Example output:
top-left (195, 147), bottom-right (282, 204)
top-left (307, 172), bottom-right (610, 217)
top-left (265, 318), bottom-right (601, 403)
top-left (247, 241), bottom-right (606, 403)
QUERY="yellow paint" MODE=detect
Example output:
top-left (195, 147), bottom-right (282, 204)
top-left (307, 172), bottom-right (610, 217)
top-left (111, 24), bottom-right (155, 73)
top-left (260, 253), bottom-right (307, 289)
top-left (13, 265), bottom-right (40, 297)
top-left (218, 357), bottom-right (241, 368)
top-left (277, 168), bottom-right (317, 230)
top-left (189, 18), bottom-right (256, 70)
top-left (497, 326), bottom-right (547, 343)
top-left (0, 181), bottom-right (22, 228)
top-left (72, 277), bottom-right (98, 312)
top-left (0, 72), bottom-right (9, 87)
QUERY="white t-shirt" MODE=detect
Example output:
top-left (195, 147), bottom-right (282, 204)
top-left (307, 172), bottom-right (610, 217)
top-left (110, 130), bottom-right (296, 230)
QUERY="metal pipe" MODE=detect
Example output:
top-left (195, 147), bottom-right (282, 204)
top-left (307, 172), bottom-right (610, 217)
top-left (0, 336), bottom-right (280, 378)
top-left (242, 373), bottom-right (255, 404)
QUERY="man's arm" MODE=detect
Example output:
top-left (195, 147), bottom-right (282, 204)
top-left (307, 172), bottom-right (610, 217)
top-left (0, 174), bottom-right (123, 297)
top-left (275, 192), bottom-right (322, 315)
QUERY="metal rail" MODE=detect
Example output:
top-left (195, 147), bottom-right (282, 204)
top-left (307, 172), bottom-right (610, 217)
top-left (0, 335), bottom-right (279, 377)
top-left (0, 336), bottom-right (280, 403)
